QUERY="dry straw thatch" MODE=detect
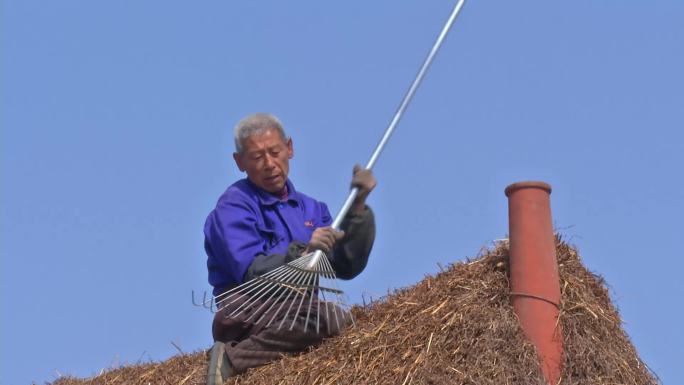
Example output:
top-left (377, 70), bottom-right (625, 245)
top-left (51, 238), bottom-right (659, 385)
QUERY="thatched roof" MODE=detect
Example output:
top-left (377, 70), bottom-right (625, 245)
top-left (51, 238), bottom-right (659, 385)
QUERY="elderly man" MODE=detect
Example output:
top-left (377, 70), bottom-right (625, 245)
top-left (204, 113), bottom-right (376, 383)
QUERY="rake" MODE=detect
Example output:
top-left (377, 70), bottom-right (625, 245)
top-left (194, 0), bottom-right (467, 332)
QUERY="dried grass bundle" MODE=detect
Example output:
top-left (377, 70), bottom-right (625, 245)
top-left (51, 238), bottom-right (658, 385)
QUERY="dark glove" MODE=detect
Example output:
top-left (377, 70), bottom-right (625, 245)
top-left (304, 227), bottom-right (345, 255)
top-left (351, 165), bottom-right (377, 213)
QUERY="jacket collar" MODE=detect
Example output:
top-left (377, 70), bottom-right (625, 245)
top-left (246, 178), bottom-right (300, 207)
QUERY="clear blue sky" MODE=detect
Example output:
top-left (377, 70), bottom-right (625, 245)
top-left (2, 1), bottom-right (682, 384)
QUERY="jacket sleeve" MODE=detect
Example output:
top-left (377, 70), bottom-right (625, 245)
top-left (330, 205), bottom-right (376, 280)
top-left (243, 241), bottom-right (307, 282)
top-left (205, 198), bottom-right (270, 286)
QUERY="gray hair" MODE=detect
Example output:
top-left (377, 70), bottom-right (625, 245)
top-left (233, 113), bottom-right (288, 153)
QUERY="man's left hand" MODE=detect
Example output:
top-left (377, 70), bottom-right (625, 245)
top-left (351, 164), bottom-right (376, 213)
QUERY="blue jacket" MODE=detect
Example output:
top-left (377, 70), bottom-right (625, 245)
top-left (204, 178), bottom-right (335, 296)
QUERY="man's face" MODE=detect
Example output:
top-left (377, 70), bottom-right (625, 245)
top-left (233, 128), bottom-right (294, 193)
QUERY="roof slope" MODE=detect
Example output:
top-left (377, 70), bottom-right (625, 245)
top-left (51, 239), bottom-right (659, 385)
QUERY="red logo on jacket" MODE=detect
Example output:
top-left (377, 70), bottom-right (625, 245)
top-left (304, 220), bottom-right (314, 228)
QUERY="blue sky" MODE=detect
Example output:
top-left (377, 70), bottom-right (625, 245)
top-left (2, 1), bottom-right (682, 384)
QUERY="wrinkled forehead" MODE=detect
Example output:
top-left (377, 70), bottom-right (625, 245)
top-left (240, 128), bottom-right (288, 152)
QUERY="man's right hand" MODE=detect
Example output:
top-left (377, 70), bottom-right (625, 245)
top-left (304, 227), bottom-right (345, 255)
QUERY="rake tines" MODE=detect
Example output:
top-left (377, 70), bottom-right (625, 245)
top-left (202, 251), bottom-right (353, 333)
top-left (192, 290), bottom-right (218, 312)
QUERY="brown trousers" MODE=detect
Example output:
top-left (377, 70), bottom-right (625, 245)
top-left (212, 295), bottom-right (350, 373)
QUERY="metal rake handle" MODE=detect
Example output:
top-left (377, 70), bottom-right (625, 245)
top-left (308, 0), bottom-right (467, 269)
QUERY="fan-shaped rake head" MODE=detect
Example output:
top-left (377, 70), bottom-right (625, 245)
top-left (194, 251), bottom-right (354, 334)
